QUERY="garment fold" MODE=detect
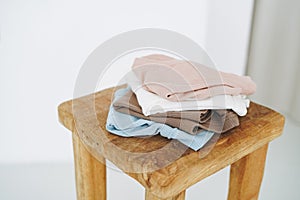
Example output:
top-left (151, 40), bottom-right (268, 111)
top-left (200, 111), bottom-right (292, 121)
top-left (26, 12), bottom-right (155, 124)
top-left (113, 89), bottom-right (240, 134)
top-left (132, 54), bottom-right (256, 101)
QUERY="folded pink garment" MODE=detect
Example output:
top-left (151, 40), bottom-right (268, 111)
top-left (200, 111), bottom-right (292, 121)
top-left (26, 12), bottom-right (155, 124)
top-left (132, 54), bottom-right (256, 101)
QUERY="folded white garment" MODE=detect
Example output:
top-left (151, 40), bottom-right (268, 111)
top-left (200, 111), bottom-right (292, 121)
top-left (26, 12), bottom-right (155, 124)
top-left (126, 72), bottom-right (250, 116)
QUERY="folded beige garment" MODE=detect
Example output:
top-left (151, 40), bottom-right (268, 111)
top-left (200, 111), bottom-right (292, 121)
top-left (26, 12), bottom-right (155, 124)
top-left (113, 90), bottom-right (240, 134)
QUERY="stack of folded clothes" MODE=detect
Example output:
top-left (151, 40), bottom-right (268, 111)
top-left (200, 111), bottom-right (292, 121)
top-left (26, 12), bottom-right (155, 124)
top-left (106, 54), bottom-right (256, 151)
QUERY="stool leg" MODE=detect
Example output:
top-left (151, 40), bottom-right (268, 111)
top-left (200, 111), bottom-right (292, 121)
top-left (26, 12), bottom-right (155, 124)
top-left (145, 190), bottom-right (185, 200)
top-left (228, 143), bottom-right (268, 200)
top-left (72, 132), bottom-right (106, 200)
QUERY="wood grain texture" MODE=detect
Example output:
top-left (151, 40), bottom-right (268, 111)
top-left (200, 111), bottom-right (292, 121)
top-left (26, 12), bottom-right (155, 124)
top-left (58, 86), bottom-right (285, 199)
top-left (145, 190), bottom-right (185, 200)
top-left (72, 130), bottom-right (106, 200)
top-left (228, 144), bottom-right (269, 200)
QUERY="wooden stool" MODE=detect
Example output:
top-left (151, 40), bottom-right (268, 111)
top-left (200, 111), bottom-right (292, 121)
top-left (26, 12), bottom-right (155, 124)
top-left (58, 86), bottom-right (285, 200)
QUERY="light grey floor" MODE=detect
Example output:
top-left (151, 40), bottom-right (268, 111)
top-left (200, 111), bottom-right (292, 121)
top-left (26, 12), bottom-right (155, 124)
top-left (1, 117), bottom-right (299, 200)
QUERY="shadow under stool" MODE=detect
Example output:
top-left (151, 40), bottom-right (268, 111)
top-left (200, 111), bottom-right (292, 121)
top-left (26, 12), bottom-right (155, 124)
top-left (58, 86), bottom-right (285, 200)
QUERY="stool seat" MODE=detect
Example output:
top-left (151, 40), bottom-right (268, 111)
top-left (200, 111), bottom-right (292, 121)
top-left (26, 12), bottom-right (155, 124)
top-left (58, 86), bottom-right (285, 200)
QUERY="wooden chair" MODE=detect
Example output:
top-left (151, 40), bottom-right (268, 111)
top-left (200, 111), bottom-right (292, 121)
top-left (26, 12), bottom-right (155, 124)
top-left (58, 86), bottom-right (285, 200)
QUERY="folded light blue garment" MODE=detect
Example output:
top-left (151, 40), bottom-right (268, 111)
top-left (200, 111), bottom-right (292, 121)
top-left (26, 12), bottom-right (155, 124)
top-left (106, 88), bottom-right (215, 151)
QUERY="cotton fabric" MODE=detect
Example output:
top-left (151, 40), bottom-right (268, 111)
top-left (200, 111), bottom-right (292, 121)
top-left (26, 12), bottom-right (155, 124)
top-left (132, 54), bottom-right (256, 101)
top-left (113, 89), bottom-right (240, 134)
top-left (106, 88), bottom-right (215, 151)
top-left (126, 72), bottom-right (250, 116)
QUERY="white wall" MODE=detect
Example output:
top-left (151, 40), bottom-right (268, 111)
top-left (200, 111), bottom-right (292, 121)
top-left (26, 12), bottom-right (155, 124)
top-left (0, 0), bottom-right (253, 163)
top-left (205, 0), bottom-right (254, 75)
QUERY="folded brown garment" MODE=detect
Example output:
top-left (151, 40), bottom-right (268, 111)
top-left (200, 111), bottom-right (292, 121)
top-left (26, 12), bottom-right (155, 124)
top-left (113, 90), bottom-right (239, 134)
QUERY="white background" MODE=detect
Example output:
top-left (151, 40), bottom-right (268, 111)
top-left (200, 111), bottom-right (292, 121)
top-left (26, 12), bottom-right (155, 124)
top-left (0, 0), bottom-right (253, 164)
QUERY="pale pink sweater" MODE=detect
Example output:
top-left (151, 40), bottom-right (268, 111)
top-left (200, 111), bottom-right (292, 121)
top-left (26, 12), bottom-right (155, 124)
top-left (132, 54), bottom-right (256, 101)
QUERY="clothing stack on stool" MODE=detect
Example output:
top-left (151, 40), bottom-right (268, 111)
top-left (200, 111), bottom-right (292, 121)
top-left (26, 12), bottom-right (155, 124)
top-left (106, 54), bottom-right (256, 151)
